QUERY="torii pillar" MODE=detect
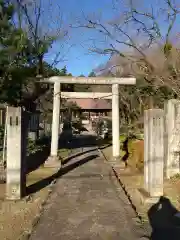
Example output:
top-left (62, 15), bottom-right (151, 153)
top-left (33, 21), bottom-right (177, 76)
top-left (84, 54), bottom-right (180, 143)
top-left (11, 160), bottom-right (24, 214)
top-left (42, 76), bottom-right (136, 168)
top-left (45, 82), bottom-right (61, 167)
top-left (112, 83), bottom-right (120, 161)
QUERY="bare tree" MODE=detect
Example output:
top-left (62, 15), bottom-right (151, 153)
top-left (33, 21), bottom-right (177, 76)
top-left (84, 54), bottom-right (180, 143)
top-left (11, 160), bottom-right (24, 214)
top-left (12, 0), bottom-right (70, 74)
top-left (6, 0), bottom-right (73, 110)
top-left (70, 0), bottom-right (180, 124)
top-left (73, 0), bottom-right (180, 95)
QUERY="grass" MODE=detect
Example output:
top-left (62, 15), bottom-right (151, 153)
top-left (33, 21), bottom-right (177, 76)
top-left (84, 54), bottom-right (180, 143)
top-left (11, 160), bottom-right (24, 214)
top-left (26, 165), bottom-right (57, 186)
top-left (0, 166), bottom-right (57, 240)
top-left (58, 148), bottom-right (72, 162)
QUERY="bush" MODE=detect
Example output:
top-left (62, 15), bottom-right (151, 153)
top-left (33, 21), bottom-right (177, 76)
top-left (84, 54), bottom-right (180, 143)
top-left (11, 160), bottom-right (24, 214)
top-left (27, 139), bottom-right (44, 156)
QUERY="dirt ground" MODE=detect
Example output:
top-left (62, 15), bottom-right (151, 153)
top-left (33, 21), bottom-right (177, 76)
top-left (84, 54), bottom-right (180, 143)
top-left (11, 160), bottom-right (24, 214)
top-left (0, 143), bottom-right (85, 240)
top-left (0, 144), bottom-right (75, 240)
top-left (102, 144), bottom-right (180, 222)
top-left (0, 131), bottom-right (95, 240)
top-left (1, 138), bottom-right (180, 239)
top-left (0, 166), bottom-right (58, 240)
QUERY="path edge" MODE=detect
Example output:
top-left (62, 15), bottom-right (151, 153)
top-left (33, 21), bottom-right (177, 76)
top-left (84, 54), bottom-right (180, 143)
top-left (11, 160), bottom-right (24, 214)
top-left (98, 147), bottom-right (150, 225)
top-left (17, 179), bottom-right (57, 240)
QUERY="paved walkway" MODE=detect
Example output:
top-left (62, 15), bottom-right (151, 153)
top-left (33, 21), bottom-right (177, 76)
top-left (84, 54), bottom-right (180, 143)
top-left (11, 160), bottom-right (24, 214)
top-left (30, 147), bottom-right (148, 239)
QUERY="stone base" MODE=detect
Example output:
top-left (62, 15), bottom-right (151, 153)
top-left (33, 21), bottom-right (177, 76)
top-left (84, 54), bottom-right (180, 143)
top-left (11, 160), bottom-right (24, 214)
top-left (44, 156), bottom-right (61, 169)
top-left (6, 183), bottom-right (25, 200)
top-left (138, 188), bottom-right (161, 204)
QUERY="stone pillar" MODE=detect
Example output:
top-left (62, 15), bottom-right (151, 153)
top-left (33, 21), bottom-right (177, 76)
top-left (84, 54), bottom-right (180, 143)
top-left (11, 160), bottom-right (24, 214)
top-left (112, 84), bottom-right (120, 161)
top-left (6, 107), bottom-right (27, 200)
top-left (164, 99), bottom-right (180, 178)
top-left (144, 110), bottom-right (149, 192)
top-left (45, 82), bottom-right (61, 167)
top-left (144, 109), bottom-right (164, 197)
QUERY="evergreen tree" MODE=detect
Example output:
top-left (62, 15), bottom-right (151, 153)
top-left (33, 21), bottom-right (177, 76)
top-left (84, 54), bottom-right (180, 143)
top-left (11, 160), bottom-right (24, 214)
top-left (60, 66), bottom-right (67, 76)
top-left (0, 2), bottom-right (74, 108)
top-left (0, 0), bottom-right (29, 104)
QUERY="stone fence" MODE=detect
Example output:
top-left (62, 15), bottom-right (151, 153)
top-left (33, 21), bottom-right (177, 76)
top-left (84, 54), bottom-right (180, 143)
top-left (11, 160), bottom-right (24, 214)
top-left (144, 99), bottom-right (180, 199)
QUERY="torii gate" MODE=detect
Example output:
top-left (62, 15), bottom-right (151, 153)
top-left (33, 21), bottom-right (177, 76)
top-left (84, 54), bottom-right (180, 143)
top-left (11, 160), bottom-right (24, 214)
top-left (43, 76), bottom-right (136, 167)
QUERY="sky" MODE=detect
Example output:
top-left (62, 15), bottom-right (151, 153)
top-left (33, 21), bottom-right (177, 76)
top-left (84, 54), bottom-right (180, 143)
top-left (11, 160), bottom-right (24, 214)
top-left (43, 0), bottom-right (116, 76)
top-left (41, 0), bottom-right (180, 76)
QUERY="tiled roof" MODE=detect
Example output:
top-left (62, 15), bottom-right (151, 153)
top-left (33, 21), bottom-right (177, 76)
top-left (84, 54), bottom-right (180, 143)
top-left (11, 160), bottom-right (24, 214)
top-left (66, 99), bottom-right (112, 110)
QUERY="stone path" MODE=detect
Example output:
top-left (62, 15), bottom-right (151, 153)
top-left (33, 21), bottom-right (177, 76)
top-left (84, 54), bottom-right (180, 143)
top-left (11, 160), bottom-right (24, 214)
top-left (30, 147), bottom-right (148, 239)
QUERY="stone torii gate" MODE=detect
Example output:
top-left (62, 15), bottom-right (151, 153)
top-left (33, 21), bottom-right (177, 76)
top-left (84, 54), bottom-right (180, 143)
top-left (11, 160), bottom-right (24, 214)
top-left (43, 76), bottom-right (136, 167)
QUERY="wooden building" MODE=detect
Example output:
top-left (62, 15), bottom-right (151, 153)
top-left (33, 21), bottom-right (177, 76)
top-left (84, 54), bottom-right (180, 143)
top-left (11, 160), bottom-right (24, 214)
top-left (66, 98), bottom-right (112, 122)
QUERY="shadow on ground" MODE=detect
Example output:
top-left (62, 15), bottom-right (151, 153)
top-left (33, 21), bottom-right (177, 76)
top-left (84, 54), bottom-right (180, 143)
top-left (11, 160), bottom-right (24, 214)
top-left (142, 196), bottom-right (180, 240)
top-left (59, 122), bottom-right (112, 149)
top-left (58, 132), bottom-right (98, 149)
top-left (26, 132), bottom-right (98, 174)
top-left (26, 130), bottom-right (110, 196)
top-left (26, 152), bottom-right (99, 196)
top-left (72, 122), bottom-right (88, 132)
top-left (26, 146), bottom-right (50, 174)
top-left (62, 148), bottom-right (98, 165)
top-left (26, 137), bottom-right (51, 174)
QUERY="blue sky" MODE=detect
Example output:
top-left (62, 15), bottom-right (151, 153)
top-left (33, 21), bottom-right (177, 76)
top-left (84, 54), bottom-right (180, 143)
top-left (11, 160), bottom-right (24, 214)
top-left (43, 0), bottom-right (180, 76)
top-left (44, 0), bottom-right (122, 76)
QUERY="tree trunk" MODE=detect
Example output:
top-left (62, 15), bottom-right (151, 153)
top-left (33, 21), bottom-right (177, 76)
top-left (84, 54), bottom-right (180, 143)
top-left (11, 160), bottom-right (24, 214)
top-left (148, 96), bottom-right (154, 109)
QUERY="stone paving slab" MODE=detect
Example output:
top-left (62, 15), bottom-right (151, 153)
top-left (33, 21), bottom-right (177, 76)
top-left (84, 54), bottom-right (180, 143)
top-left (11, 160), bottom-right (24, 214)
top-left (30, 148), bottom-right (148, 240)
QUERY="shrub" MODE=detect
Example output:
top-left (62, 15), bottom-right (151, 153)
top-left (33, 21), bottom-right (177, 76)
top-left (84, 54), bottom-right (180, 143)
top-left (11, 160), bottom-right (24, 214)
top-left (26, 139), bottom-right (44, 156)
